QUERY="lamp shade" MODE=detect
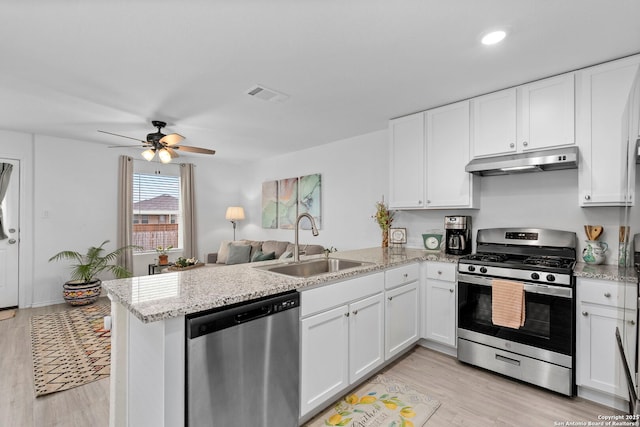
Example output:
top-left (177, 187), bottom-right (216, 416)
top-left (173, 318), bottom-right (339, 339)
top-left (225, 206), bottom-right (245, 221)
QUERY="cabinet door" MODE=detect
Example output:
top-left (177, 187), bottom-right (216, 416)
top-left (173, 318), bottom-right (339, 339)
top-left (577, 303), bottom-right (629, 399)
top-left (300, 305), bottom-right (349, 416)
top-left (426, 100), bottom-right (476, 208)
top-left (424, 278), bottom-right (457, 347)
top-left (577, 55), bottom-right (640, 206)
top-left (385, 281), bottom-right (419, 360)
top-left (520, 73), bottom-right (575, 151)
top-left (389, 112), bottom-right (425, 209)
top-left (349, 293), bottom-right (384, 383)
top-left (472, 88), bottom-right (517, 158)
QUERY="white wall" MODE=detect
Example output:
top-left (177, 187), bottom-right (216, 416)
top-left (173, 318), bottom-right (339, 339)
top-left (236, 130), bottom-right (389, 253)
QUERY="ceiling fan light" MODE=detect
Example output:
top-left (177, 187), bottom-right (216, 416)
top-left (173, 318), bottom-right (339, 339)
top-left (158, 148), bottom-right (172, 164)
top-left (141, 148), bottom-right (156, 161)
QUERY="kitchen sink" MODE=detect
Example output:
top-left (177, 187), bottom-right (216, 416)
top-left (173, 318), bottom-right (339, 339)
top-left (257, 258), bottom-right (372, 278)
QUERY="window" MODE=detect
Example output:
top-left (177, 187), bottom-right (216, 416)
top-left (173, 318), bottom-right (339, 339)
top-left (132, 171), bottom-right (181, 252)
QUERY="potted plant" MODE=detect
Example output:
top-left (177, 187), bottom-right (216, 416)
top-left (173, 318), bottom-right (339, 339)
top-left (49, 240), bottom-right (139, 306)
top-left (156, 245), bottom-right (173, 265)
top-left (372, 198), bottom-right (395, 248)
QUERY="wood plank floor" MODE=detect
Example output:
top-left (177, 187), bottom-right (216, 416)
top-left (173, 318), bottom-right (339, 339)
top-left (1, 301), bottom-right (623, 426)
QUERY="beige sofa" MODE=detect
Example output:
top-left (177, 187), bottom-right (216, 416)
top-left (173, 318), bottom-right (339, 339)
top-left (206, 239), bottom-right (325, 266)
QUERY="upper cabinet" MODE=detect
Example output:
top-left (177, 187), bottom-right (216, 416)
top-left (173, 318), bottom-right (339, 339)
top-left (472, 73), bottom-right (575, 158)
top-left (389, 103), bottom-right (477, 210)
top-left (472, 88), bottom-right (517, 157)
top-left (426, 100), bottom-right (478, 208)
top-left (388, 112), bottom-right (425, 209)
top-left (577, 55), bottom-right (640, 207)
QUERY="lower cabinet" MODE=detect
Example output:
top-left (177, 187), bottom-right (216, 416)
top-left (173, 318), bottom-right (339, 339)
top-left (385, 281), bottom-right (420, 360)
top-left (422, 262), bottom-right (457, 347)
top-left (576, 278), bottom-right (637, 404)
top-left (299, 273), bottom-right (385, 417)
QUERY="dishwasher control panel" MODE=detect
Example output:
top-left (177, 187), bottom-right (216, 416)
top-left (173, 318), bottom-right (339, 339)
top-left (274, 298), bottom-right (298, 312)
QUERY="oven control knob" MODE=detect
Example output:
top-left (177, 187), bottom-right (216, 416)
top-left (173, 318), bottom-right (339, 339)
top-left (468, 265), bottom-right (475, 272)
top-left (480, 267), bottom-right (488, 274)
top-left (546, 274), bottom-right (556, 282)
top-left (531, 273), bottom-right (539, 280)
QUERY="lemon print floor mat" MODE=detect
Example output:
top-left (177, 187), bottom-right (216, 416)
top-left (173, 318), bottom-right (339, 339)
top-left (305, 374), bottom-right (441, 427)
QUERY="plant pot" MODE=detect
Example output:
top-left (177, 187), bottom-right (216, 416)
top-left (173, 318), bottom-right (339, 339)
top-left (63, 279), bottom-right (101, 306)
top-left (158, 254), bottom-right (169, 265)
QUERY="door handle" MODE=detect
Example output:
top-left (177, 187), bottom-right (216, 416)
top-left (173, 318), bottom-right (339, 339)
top-left (8, 239), bottom-right (16, 244)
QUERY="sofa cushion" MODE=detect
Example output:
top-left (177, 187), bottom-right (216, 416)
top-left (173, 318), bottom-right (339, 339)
top-left (285, 243), bottom-right (325, 256)
top-left (240, 240), bottom-right (263, 258)
top-left (215, 240), bottom-right (232, 264)
top-left (262, 240), bottom-right (290, 258)
top-left (226, 244), bottom-right (252, 265)
top-left (251, 251), bottom-right (276, 262)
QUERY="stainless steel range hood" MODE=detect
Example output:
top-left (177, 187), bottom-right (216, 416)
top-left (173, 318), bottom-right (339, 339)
top-left (465, 146), bottom-right (579, 176)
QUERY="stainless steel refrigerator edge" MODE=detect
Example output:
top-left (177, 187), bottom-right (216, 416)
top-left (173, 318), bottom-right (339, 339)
top-left (186, 291), bottom-right (300, 427)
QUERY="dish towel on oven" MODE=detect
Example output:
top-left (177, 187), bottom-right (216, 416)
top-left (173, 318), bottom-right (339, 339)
top-left (491, 279), bottom-right (525, 329)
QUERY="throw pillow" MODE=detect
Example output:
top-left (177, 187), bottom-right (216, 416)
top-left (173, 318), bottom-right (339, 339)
top-left (279, 250), bottom-right (293, 260)
top-left (216, 240), bottom-right (232, 264)
top-left (226, 244), bottom-right (252, 265)
top-left (251, 251), bottom-right (276, 262)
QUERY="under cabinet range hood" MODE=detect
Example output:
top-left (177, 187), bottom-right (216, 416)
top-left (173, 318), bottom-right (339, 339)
top-left (465, 146), bottom-right (579, 176)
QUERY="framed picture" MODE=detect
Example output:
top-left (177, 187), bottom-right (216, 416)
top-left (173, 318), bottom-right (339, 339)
top-left (278, 177), bottom-right (298, 229)
top-left (389, 228), bottom-right (407, 244)
top-left (261, 180), bottom-right (278, 229)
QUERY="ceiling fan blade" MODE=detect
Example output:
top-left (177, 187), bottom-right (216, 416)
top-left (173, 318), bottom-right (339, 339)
top-left (159, 133), bottom-right (184, 146)
top-left (164, 147), bottom-right (180, 158)
top-left (108, 144), bottom-right (150, 148)
top-left (98, 130), bottom-right (146, 143)
top-left (174, 145), bottom-right (216, 155)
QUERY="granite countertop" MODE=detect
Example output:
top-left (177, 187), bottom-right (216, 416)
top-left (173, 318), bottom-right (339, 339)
top-left (103, 247), bottom-right (458, 324)
top-left (573, 262), bottom-right (637, 283)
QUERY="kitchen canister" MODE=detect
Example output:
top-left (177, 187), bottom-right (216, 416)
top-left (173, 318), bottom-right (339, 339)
top-left (582, 240), bottom-right (608, 265)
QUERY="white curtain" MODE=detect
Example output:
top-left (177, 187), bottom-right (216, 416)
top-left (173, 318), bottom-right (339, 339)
top-left (117, 156), bottom-right (134, 272)
top-left (0, 163), bottom-right (13, 240)
top-left (181, 163), bottom-right (197, 259)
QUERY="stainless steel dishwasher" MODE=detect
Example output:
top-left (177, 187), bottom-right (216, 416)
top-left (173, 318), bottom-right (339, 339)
top-left (186, 291), bottom-right (300, 427)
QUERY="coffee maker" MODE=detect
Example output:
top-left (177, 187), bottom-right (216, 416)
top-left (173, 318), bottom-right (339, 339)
top-left (445, 216), bottom-right (472, 255)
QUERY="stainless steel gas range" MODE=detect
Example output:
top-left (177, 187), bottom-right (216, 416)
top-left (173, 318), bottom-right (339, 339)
top-left (457, 227), bottom-right (577, 396)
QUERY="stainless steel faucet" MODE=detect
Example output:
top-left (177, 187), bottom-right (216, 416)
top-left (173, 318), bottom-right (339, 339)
top-left (294, 213), bottom-right (319, 262)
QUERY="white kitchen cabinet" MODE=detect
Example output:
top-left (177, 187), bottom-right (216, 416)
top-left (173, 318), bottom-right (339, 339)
top-left (577, 54), bottom-right (640, 206)
top-left (576, 278), bottom-right (637, 404)
top-left (299, 273), bottom-right (385, 417)
top-left (472, 73), bottom-right (575, 158)
top-left (472, 88), bottom-right (517, 157)
top-left (423, 262), bottom-right (457, 347)
top-left (426, 100), bottom-right (478, 208)
top-left (349, 293), bottom-right (385, 383)
top-left (385, 263), bottom-right (420, 360)
top-left (388, 112), bottom-right (426, 209)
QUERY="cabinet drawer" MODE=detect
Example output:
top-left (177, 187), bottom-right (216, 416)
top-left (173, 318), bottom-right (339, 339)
top-left (385, 263), bottom-right (420, 289)
top-left (425, 261), bottom-right (457, 282)
top-left (578, 278), bottom-right (635, 308)
top-left (300, 272), bottom-right (384, 318)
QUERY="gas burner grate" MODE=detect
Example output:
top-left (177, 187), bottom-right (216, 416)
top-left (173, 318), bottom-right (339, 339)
top-left (523, 256), bottom-right (569, 268)
top-left (467, 253), bottom-right (509, 263)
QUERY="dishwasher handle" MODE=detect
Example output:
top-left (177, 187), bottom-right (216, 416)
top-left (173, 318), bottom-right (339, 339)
top-left (235, 305), bottom-right (271, 324)
top-left (187, 291), bottom-right (299, 339)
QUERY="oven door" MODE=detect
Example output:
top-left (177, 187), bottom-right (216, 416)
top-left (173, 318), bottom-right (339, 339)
top-left (458, 273), bottom-right (574, 356)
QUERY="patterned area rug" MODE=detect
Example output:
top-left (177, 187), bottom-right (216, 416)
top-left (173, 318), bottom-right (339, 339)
top-left (306, 374), bottom-right (441, 427)
top-left (30, 298), bottom-right (111, 397)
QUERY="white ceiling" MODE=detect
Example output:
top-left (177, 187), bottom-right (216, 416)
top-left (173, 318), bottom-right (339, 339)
top-left (1, 0), bottom-right (639, 162)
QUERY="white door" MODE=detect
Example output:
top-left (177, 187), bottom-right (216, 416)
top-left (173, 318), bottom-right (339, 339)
top-left (349, 293), bottom-right (384, 383)
top-left (0, 159), bottom-right (19, 308)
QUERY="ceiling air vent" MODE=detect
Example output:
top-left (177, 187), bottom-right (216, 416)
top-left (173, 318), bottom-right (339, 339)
top-left (246, 84), bottom-right (290, 103)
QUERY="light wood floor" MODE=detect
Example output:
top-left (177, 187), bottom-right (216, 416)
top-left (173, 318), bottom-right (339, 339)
top-left (1, 301), bottom-right (623, 426)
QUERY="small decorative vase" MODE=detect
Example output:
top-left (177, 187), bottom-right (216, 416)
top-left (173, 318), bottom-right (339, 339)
top-left (158, 254), bottom-right (169, 265)
top-left (582, 240), bottom-right (608, 265)
top-left (63, 280), bottom-right (101, 306)
top-left (382, 229), bottom-right (389, 248)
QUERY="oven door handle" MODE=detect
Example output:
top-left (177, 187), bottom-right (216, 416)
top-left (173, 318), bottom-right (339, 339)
top-left (458, 273), bottom-right (573, 298)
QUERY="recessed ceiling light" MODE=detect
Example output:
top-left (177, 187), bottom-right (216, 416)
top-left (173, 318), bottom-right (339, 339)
top-left (481, 30), bottom-right (507, 45)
